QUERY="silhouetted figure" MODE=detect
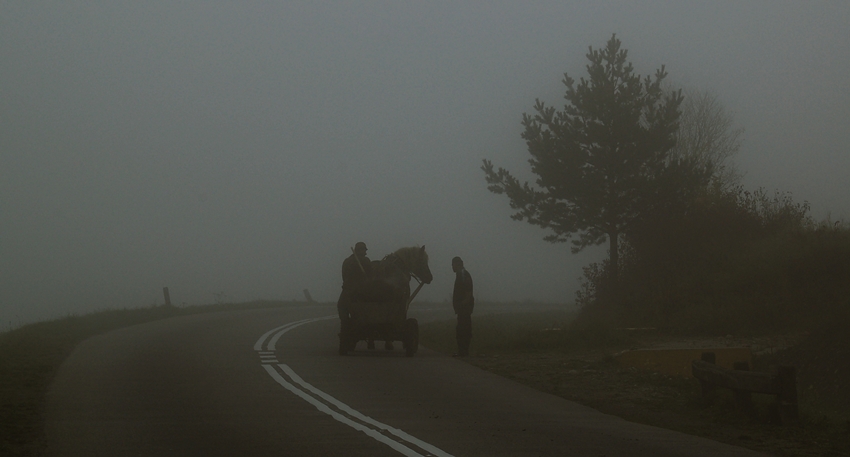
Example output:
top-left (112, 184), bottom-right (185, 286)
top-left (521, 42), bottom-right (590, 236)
top-left (338, 242), bottom-right (372, 333)
top-left (451, 256), bottom-right (474, 357)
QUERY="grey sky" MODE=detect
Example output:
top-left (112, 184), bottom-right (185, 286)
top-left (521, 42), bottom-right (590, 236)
top-left (2, 1), bottom-right (849, 326)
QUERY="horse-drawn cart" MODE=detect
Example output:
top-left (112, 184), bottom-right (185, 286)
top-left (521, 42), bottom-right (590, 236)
top-left (338, 300), bottom-right (419, 357)
top-left (338, 246), bottom-right (432, 357)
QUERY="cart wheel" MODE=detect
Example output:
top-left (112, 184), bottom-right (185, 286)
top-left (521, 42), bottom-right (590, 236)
top-left (404, 318), bottom-right (419, 357)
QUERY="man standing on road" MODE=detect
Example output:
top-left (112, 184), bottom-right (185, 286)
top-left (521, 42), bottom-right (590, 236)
top-left (451, 256), bottom-right (474, 357)
top-left (338, 242), bottom-right (372, 334)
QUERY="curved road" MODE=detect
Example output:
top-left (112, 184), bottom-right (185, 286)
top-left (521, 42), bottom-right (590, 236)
top-left (44, 305), bottom-right (769, 456)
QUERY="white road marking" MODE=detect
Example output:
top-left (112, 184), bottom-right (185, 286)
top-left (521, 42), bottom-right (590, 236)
top-left (256, 315), bottom-right (453, 457)
top-left (280, 364), bottom-right (452, 457)
top-left (253, 317), bottom-right (319, 351)
top-left (263, 365), bottom-right (443, 457)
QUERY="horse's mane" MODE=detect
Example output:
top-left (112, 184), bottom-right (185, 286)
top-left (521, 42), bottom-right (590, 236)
top-left (390, 246), bottom-right (427, 264)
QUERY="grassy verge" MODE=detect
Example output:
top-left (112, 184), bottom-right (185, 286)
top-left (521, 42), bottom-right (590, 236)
top-left (419, 308), bottom-right (578, 355)
top-left (0, 300), bottom-right (312, 456)
top-left (420, 311), bottom-right (850, 457)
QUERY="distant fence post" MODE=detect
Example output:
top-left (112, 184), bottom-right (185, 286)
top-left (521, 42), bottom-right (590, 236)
top-left (163, 287), bottom-right (172, 306)
top-left (303, 289), bottom-right (314, 303)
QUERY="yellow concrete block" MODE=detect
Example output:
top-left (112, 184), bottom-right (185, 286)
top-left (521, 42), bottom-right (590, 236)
top-left (613, 347), bottom-right (752, 378)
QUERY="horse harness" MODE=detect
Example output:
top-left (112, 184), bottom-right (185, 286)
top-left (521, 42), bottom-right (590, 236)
top-left (382, 253), bottom-right (427, 311)
top-left (382, 253), bottom-right (424, 287)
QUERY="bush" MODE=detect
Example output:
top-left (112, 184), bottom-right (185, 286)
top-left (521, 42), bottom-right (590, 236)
top-left (576, 187), bottom-right (850, 335)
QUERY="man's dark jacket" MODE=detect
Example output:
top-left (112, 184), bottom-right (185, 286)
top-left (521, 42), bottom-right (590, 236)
top-left (452, 268), bottom-right (474, 314)
top-left (341, 253), bottom-right (371, 291)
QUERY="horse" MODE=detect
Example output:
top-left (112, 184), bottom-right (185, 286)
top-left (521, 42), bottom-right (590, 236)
top-left (353, 245), bottom-right (433, 306)
top-left (342, 245), bottom-right (432, 355)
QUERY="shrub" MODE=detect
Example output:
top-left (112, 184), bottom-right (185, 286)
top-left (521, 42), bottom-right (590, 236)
top-left (576, 186), bottom-right (849, 335)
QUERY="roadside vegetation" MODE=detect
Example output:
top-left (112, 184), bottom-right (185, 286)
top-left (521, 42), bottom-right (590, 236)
top-left (419, 307), bottom-right (578, 355)
top-left (480, 33), bottom-right (850, 337)
top-left (576, 191), bottom-right (850, 336)
top-left (473, 33), bottom-right (850, 455)
top-left (0, 300), bottom-right (310, 456)
top-left (419, 304), bottom-right (850, 457)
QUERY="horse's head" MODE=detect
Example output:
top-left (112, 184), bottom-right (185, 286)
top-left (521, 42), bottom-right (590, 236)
top-left (388, 245), bottom-right (433, 285)
top-left (399, 245), bottom-right (432, 284)
top-left (413, 245), bottom-right (433, 284)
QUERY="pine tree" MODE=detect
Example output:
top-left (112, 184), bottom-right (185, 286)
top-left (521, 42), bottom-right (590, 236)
top-left (482, 34), bottom-right (685, 285)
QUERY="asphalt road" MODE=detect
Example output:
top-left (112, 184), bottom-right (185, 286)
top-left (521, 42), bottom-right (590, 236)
top-left (43, 305), bottom-right (770, 456)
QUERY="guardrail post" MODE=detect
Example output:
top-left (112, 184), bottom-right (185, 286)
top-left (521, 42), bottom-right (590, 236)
top-left (776, 366), bottom-right (798, 424)
top-left (733, 361), bottom-right (755, 416)
top-left (699, 352), bottom-right (716, 404)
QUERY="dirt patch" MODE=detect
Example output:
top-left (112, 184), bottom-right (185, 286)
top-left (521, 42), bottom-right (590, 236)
top-left (463, 332), bottom-right (850, 457)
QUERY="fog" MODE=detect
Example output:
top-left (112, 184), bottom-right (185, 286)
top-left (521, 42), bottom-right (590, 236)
top-left (2, 2), bottom-right (849, 327)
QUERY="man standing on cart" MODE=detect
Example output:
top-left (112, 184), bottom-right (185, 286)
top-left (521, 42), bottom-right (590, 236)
top-left (337, 241), bottom-right (372, 334)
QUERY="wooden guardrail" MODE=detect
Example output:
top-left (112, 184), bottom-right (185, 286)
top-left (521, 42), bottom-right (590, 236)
top-left (692, 352), bottom-right (798, 424)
